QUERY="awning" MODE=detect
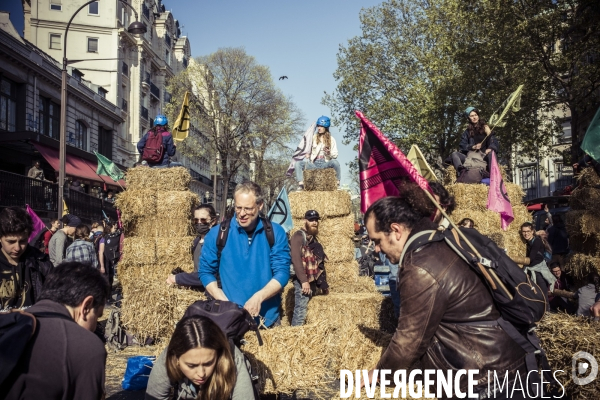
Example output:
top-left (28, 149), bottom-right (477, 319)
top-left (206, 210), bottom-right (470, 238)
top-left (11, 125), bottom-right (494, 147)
top-left (32, 142), bottom-right (126, 187)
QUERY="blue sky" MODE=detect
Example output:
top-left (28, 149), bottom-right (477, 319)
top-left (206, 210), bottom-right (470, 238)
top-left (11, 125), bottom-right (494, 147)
top-left (5, 0), bottom-right (382, 186)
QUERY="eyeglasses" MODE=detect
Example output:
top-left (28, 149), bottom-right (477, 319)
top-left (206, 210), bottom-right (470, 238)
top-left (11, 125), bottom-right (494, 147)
top-left (235, 206), bottom-right (257, 215)
top-left (194, 218), bottom-right (211, 224)
top-left (521, 230), bottom-right (532, 234)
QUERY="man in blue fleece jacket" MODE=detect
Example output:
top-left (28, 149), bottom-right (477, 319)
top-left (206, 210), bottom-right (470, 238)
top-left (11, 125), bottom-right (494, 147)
top-left (199, 181), bottom-right (290, 327)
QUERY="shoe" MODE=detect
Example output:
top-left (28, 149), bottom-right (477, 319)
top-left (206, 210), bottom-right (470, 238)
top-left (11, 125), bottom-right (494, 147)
top-left (296, 184), bottom-right (304, 191)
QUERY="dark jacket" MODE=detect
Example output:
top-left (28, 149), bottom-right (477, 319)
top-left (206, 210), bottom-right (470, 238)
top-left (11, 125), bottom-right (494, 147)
top-left (1, 300), bottom-right (107, 400)
top-left (526, 236), bottom-right (545, 266)
top-left (376, 218), bottom-right (525, 398)
top-left (0, 245), bottom-right (52, 310)
top-left (137, 127), bottom-right (176, 166)
top-left (458, 129), bottom-right (499, 154)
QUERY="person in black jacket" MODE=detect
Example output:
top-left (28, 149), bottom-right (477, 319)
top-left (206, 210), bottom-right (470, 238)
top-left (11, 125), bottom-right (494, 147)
top-left (0, 207), bottom-right (52, 310)
top-left (445, 107), bottom-right (499, 174)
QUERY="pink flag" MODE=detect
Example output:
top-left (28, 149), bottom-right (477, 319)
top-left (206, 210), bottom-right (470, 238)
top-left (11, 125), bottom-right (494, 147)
top-left (26, 205), bottom-right (46, 243)
top-left (486, 152), bottom-right (514, 230)
top-left (356, 111), bottom-right (432, 212)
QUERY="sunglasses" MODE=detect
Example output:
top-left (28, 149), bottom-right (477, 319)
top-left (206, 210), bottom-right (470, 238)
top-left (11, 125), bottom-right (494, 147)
top-left (194, 218), bottom-right (211, 224)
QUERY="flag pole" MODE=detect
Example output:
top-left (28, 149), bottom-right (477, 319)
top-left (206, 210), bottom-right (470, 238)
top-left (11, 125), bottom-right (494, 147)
top-left (421, 188), bottom-right (513, 300)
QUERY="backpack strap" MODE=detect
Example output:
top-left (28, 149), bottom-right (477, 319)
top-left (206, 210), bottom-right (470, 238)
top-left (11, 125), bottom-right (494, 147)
top-left (260, 216), bottom-right (275, 248)
top-left (399, 230), bottom-right (440, 266)
top-left (216, 218), bottom-right (232, 263)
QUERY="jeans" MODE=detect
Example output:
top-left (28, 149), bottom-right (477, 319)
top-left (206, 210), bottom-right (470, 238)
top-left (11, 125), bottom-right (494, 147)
top-left (291, 279), bottom-right (315, 326)
top-left (295, 158), bottom-right (341, 182)
top-left (445, 151), bottom-right (492, 172)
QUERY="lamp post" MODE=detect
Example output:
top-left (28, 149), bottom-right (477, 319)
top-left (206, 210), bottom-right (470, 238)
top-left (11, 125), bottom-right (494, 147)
top-left (58, 0), bottom-right (146, 221)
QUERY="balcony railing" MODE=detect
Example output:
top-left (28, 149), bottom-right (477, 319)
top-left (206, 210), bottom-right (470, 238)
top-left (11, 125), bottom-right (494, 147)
top-left (150, 82), bottom-right (160, 99)
top-left (141, 106), bottom-right (148, 120)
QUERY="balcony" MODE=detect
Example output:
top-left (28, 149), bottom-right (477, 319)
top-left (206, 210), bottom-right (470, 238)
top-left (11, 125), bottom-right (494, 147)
top-left (150, 82), bottom-right (160, 100)
top-left (141, 106), bottom-right (149, 120)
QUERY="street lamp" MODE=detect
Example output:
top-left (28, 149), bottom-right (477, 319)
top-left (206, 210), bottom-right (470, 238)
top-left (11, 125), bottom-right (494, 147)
top-left (58, 0), bottom-right (146, 220)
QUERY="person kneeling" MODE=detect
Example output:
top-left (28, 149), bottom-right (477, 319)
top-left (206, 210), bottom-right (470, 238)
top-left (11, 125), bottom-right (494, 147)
top-left (145, 316), bottom-right (254, 400)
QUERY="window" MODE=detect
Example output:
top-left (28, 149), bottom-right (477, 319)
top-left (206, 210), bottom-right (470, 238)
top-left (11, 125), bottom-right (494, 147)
top-left (87, 38), bottom-right (98, 53)
top-left (73, 121), bottom-right (88, 150)
top-left (165, 50), bottom-right (170, 66)
top-left (38, 96), bottom-right (60, 139)
top-left (554, 163), bottom-right (573, 193)
top-left (165, 34), bottom-right (171, 47)
top-left (49, 33), bottom-right (61, 50)
top-left (519, 166), bottom-right (538, 201)
top-left (50, 0), bottom-right (61, 11)
top-left (98, 87), bottom-right (108, 98)
top-left (98, 127), bottom-right (113, 160)
top-left (122, 61), bottom-right (129, 76)
top-left (72, 69), bottom-right (83, 82)
top-left (142, 3), bottom-right (150, 19)
top-left (0, 76), bottom-right (16, 132)
top-left (88, 1), bottom-right (99, 15)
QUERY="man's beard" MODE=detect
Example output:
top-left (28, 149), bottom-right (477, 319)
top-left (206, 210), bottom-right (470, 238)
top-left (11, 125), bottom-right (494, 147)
top-left (305, 225), bottom-right (319, 236)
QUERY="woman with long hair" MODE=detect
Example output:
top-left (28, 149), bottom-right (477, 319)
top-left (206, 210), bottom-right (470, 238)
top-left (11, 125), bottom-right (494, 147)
top-left (294, 116), bottom-right (341, 190)
top-left (445, 107), bottom-right (499, 176)
top-left (145, 316), bottom-right (254, 400)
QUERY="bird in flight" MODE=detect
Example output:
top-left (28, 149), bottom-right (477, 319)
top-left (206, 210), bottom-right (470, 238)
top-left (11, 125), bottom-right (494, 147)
top-left (279, 76), bottom-right (288, 80)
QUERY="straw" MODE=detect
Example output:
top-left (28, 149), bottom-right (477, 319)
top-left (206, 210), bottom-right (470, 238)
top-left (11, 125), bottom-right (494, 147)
top-left (303, 168), bottom-right (338, 191)
top-left (288, 190), bottom-right (352, 218)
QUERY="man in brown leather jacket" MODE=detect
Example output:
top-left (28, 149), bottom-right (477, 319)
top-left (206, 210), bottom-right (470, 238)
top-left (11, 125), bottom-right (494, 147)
top-left (363, 192), bottom-right (528, 399)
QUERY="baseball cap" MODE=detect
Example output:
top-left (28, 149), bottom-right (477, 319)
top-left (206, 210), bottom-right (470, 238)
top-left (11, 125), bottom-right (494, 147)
top-left (304, 210), bottom-right (320, 221)
top-left (65, 214), bottom-right (82, 227)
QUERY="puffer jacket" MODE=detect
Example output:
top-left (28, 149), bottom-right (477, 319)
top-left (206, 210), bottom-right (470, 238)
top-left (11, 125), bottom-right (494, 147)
top-left (458, 129), bottom-right (499, 154)
top-left (376, 218), bottom-right (525, 398)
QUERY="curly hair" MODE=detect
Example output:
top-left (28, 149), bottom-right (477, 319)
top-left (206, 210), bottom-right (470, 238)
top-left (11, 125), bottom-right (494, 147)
top-left (364, 182), bottom-right (435, 233)
top-left (0, 207), bottom-right (33, 238)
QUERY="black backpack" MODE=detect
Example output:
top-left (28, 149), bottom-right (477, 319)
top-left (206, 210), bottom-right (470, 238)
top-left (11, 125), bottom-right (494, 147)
top-left (183, 300), bottom-right (262, 399)
top-left (103, 233), bottom-right (121, 264)
top-left (400, 227), bottom-right (555, 392)
top-left (30, 228), bottom-right (49, 252)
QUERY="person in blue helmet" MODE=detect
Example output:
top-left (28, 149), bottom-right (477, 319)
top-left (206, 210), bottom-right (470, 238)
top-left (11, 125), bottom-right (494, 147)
top-left (294, 116), bottom-right (341, 190)
top-left (137, 115), bottom-right (181, 168)
top-left (445, 107), bottom-right (499, 176)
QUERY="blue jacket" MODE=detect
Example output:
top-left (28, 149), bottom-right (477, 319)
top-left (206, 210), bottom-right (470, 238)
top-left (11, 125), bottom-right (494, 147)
top-left (199, 217), bottom-right (290, 327)
top-left (136, 128), bottom-right (176, 166)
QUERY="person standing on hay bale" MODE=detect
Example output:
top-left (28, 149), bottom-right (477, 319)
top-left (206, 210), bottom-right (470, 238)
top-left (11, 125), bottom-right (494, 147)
top-left (362, 186), bottom-right (528, 397)
top-left (290, 210), bottom-right (329, 326)
top-left (1, 262), bottom-right (110, 399)
top-left (137, 115), bottom-right (182, 168)
top-left (200, 181), bottom-right (290, 327)
top-left (48, 214), bottom-right (80, 267)
top-left (0, 207), bottom-right (52, 311)
top-left (167, 204), bottom-right (217, 288)
top-left (444, 107), bottom-right (499, 180)
top-left (294, 115), bottom-right (341, 190)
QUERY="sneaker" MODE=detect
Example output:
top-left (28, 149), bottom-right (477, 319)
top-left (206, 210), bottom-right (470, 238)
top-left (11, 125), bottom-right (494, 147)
top-left (296, 184), bottom-right (304, 191)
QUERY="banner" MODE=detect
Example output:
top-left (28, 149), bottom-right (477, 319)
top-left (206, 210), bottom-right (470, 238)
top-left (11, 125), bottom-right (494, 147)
top-left (172, 91), bottom-right (191, 142)
top-left (267, 187), bottom-right (293, 232)
top-left (407, 144), bottom-right (437, 182)
top-left (26, 205), bottom-right (46, 243)
top-left (286, 122), bottom-right (316, 176)
top-left (356, 111), bottom-right (431, 213)
top-left (486, 152), bottom-right (514, 230)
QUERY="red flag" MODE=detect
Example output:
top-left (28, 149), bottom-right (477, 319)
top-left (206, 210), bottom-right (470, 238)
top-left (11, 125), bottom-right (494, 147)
top-left (486, 152), bottom-right (514, 230)
top-left (357, 111), bottom-right (432, 212)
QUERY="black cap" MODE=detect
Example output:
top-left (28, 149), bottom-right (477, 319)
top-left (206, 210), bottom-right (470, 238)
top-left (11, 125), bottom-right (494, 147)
top-left (304, 210), bottom-right (320, 220)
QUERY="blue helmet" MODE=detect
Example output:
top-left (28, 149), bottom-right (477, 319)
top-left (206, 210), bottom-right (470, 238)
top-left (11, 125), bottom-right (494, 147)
top-left (154, 114), bottom-right (168, 126)
top-left (316, 115), bottom-right (331, 128)
top-left (464, 107), bottom-right (477, 117)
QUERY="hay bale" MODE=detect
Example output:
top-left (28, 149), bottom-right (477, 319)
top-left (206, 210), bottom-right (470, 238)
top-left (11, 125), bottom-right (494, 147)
top-left (571, 187), bottom-right (600, 212)
top-left (564, 253), bottom-right (600, 280)
top-left (303, 168), bottom-right (338, 191)
top-left (323, 239), bottom-right (357, 263)
top-left (443, 166), bottom-right (457, 186)
top-left (155, 192), bottom-right (199, 237)
top-left (115, 189), bottom-right (157, 223)
top-left (447, 183), bottom-right (524, 213)
top-left (569, 233), bottom-right (600, 256)
top-left (576, 167), bottom-right (600, 187)
top-left (126, 166), bottom-right (191, 191)
top-left (156, 236), bottom-right (196, 270)
top-left (565, 210), bottom-right (600, 237)
top-left (291, 214), bottom-right (355, 242)
top-left (326, 260), bottom-right (377, 293)
top-left (120, 238), bottom-right (157, 265)
top-left (288, 190), bottom-right (351, 218)
top-left (537, 312), bottom-right (600, 398)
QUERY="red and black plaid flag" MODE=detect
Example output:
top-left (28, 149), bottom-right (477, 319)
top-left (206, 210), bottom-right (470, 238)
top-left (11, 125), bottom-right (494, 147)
top-left (356, 111), bottom-right (431, 213)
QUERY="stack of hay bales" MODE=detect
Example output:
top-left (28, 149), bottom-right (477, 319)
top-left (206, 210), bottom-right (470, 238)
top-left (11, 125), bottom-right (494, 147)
top-left (115, 167), bottom-right (204, 341)
top-left (564, 168), bottom-right (600, 282)
top-left (443, 167), bottom-right (530, 259)
top-left (242, 169), bottom-right (398, 397)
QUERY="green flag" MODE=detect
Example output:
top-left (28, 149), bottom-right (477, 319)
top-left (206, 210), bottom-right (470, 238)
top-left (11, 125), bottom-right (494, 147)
top-left (95, 151), bottom-right (124, 181)
top-left (488, 84), bottom-right (524, 129)
top-left (581, 106), bottom-right (600, 162)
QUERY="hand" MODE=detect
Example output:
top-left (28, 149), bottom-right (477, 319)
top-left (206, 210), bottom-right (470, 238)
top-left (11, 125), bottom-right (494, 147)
top-left (244, 292), bottom-right (264, 318)
top-left (573, 163), bottom-right (579, 170)
top-left (485, 149), bottom-right (491, 155)
top-left (361, 369), bottom-right (377, 388)
top-left (472, 143), bottom-right (482, 150)
top-left (166, 274), bottom-right (176, 285)
top-left (544, 204), bottom-right (549, 212)
top-left (301, 282), bottom-right (311, 295)
top-left (100, 268), bottom-right (106, 274)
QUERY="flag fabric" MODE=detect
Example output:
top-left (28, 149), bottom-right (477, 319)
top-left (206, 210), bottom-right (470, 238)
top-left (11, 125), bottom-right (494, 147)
top-left (407, 144), bottom-right (438, 182)
top-left (63, 200), bottom-right (69, 217)
top-left (95, 151), bottom-right (124, 182)
top-left (267, 187), bottom-right (293, 233)
top-left (581, 106), bottom-right (600, 162)
top-left (486, 152), bottom-right (514, 230)
top-left (172, 91), bottom-right (190, 142)
top-left (488, 84), bottom-right (524, 129)
top-left (356, 111), bottom-right (431, 213)
top-left (26, 205), bottom-right (46, 243)
top-left (286, 122), bottom-right (316, 176)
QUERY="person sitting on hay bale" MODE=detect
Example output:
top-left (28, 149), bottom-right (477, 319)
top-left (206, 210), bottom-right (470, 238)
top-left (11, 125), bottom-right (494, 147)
top-left (137, 115), bottom-right (182, 168)
top-left (547, 262), bottom-right (576, 314)
top-left (290, 210), bottom-right (329, 326)
top-left (294, 115), bottom-right (341, 190)
top-left (361, 184), bottom-right (527, 395)
top-left (167, 204), bottom-right (217, 289)
top-left (444, 107), bottom-right (499, 181)
top-left (200, 181), bottom-right (290, 328)
top-left (515, 222), bottom-right (556, 297)
top-left (146, 315), bottom-right (254, 400)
